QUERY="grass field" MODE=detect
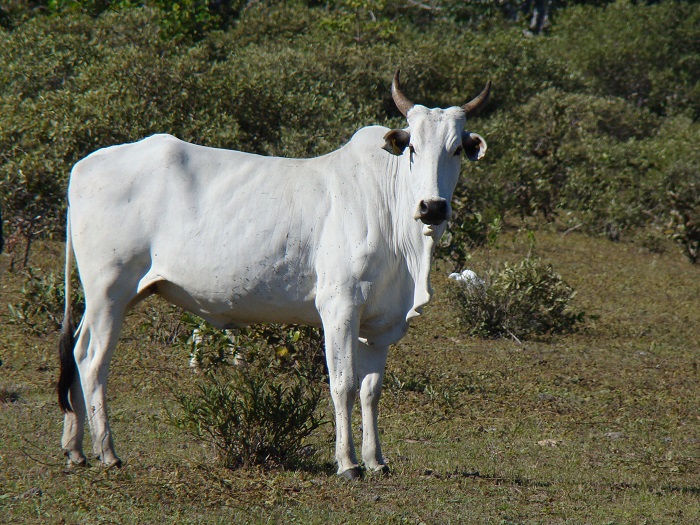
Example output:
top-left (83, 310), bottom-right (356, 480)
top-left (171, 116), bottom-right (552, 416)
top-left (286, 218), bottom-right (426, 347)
top-left (1, 227), bottom-right (699, 524)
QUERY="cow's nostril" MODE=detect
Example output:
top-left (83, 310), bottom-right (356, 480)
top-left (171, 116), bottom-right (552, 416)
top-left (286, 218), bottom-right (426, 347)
top-left (417, 198), bottom-right (449, 225)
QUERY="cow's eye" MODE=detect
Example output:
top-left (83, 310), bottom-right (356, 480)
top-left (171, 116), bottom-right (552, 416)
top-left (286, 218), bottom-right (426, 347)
top-left (454, 146), bottom-right (463, 156)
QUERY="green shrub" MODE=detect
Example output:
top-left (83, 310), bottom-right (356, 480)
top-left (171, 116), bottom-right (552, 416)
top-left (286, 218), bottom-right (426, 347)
top-left (621, 115), bottom-right (700, 263)
top-left (462, 88), bottom-right (694, 243)
top-left (6, 0), bottom-right (245, 38)
top-left (170, 320), bottom-right (327, 469)
top-left (7, 266), bottom-right (84, 335)
top-left (0, 9), bottom-right (180, 236)
top-left (171, 365), bottom-right (325, 469)
top-left (665, 163), bottom-right (700, 264)
top-left (180, 314), bottom-right (240, 370)
top-left (508, 89), bottom-right (659, 224)
top-left (450, 257), bottom-right (585, 339)
top-left (437, 207), bottom-right (502, 265)
top-left (180, 314), bottom-right (326, 378)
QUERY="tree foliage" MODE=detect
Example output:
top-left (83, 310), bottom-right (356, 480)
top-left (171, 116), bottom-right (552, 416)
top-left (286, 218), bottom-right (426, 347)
top-left (1, 0), bottom-right (699, 262)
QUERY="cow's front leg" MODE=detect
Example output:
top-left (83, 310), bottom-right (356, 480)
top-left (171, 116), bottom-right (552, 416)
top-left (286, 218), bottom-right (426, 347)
top-left (319, 302), bottom-right (361, 479)
top-left (358, 340), bottom-right (389, 474)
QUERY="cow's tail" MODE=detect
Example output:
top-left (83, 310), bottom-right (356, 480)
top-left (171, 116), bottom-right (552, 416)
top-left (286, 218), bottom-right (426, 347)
top-left (58, 208), bottom-right (78, 413)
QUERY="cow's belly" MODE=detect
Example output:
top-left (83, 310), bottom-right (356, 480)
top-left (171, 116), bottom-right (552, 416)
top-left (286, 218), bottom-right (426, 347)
top-left (154, 277), bottom-right (322, 329)
top-left (153, 261), bottom-right (414, 345)
top-left (359, 317), bottom-right (410, 347)
top-left (159, 284), bottom-right (411, 347)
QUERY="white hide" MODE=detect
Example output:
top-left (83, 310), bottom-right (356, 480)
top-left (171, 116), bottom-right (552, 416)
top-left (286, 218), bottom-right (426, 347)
top-left (60, 104), bottom-right (486, 477)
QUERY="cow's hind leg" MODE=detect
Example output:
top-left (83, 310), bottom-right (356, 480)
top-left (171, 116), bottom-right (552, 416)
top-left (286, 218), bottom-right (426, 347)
top-left (60, 320), bottom-right (88, 466)
top-left (358, 341), bottom-right (389, 474)
top-left (61, 369), bottom-right (88, 466)
top-left (75, 301), bottom-right (129, 467)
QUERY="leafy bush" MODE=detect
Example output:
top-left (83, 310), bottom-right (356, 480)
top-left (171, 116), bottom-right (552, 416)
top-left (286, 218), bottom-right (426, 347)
top-left (548, 2), bottom-right (700, 118)
top-left (7, 266), bottom-right (84, 335)
top-left (2, 0), bottom-right (246, 38)
top-left (495, 89), bottom-right (659, 224)
top-left (450, 257), bottom-right (585, 339)
top-left (437, 208), bottom-right (502, 265)
top-left (171, 318), bottom-right (327, 469)
top-left (451, 88), bottom-right (700, 263)
top-left (171, 364), bottom-right (325, 469)
top-left (665, 162), bottom-right (700, 263)
top-left (181, 314), bottom-right (326, 377)
top-left (642, 116), bottom-right (700, 263)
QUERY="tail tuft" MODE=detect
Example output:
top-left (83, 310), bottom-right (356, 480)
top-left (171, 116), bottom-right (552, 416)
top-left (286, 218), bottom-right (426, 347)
top-left (57, 318), bottom-right (77, 413)
top-left (58, 206), bottom-right (77, 413)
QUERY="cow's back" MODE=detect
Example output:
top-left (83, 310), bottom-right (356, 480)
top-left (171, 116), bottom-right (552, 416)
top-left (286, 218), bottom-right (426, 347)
top-left (68, 134), bottom-right (335, 328)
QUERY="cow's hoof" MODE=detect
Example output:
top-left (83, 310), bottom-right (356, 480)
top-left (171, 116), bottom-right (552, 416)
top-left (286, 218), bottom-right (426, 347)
top-left (63, 451), bottom-right (88, 468)
top-left (372, 464), bottom-right (390, 476)
top-left (339, 466), bottom-right (363, 481)
top-left (99, 456), bottom-right (123, 469)
top-left (65, 457), bottom-right (89, 469)
top-left (107, 458), bottom-right (123, 469)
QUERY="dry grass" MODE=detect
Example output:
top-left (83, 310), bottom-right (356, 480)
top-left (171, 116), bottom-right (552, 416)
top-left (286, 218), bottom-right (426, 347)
top-left (1, 227), bottom-right (699, 524)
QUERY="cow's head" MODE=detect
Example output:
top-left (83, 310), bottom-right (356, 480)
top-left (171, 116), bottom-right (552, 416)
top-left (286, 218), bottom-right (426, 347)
top-left (383, 70), bottom-right (490, 235)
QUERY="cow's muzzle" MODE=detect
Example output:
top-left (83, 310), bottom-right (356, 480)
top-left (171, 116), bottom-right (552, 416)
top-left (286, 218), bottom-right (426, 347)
top-left (415, 198), bottom-right (449, 225)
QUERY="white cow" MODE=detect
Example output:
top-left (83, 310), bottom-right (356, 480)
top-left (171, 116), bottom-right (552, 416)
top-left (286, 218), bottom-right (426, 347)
top-left (58, 70), bottom-right (490, 479)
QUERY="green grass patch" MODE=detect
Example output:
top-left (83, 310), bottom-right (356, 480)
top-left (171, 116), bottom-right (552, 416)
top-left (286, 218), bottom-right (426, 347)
top-left (1, 230), bottom-right (698, 523)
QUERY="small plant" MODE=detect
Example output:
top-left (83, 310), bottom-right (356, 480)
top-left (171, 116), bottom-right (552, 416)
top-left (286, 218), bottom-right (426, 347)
top-left (7, 266), bottom-right (84, 335)
top-left (138, 304), bottom-right (189, 346)
top-left (451, 257), bottom-right (585, 340)
top-left (171, 366), bottom-right (325, 469)
top-left (170, 319), bottom-right (327, 469)
top-left (177, 313), bottom-right (240, 370)
top-left (180, 315), bottom-right (326, 378)
top-left (666, 170), bottom-right (699, 264)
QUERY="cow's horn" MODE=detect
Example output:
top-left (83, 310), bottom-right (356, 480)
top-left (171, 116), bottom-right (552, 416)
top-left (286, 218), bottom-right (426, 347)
top-left (392, 69), bottom-right (415, 118)
top-left (462, 81), bottom-right (491, 118)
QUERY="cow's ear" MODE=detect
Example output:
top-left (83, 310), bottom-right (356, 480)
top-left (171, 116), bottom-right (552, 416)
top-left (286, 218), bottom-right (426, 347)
top-left (461, 132), bottom-right (487, 161)
top-left (382, 129), bottom-right (411, 156)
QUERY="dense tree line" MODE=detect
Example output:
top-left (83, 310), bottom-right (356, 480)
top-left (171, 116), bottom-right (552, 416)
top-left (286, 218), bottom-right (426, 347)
top-left (1, 0), bottom-right (698, 262)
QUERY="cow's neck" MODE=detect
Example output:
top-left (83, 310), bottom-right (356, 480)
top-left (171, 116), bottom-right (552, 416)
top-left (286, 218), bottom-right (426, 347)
top-left (385, 155), bottom-right (436, 322)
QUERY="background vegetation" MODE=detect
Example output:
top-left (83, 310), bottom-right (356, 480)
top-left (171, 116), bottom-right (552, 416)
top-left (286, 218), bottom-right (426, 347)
top-left (1, 0), bottom-right (699, 523)
top-left (1, 0), bottom-right (699, 263)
